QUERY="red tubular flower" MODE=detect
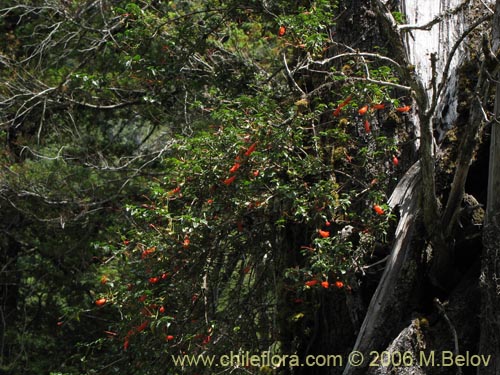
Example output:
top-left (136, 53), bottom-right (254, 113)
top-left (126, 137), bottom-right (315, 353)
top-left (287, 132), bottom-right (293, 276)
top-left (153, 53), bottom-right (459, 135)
top-left (168, 186), bottom-right (181, 195)
top-left (335, 281), bottom-right (344, 288)
top-left (396, 105), bottom-right (411, 113)
top-left (321, 281), bottom-right (329, 289)
top-left (229, 162), bottom-right (241, 174)
top-left (364, 120), bottom-right (371, 133)
top-left (149, 277), bottom-right (159, 284)
top-left (278, 25), bottom-right (286, 36)
top-left (123, 338), bottom-right (130, 351)
top-left (95, 298), bottom-right (107, 307)
top-left (305, 280), bottom-right (318, 287)
top-left (244, 142), bottom-right (257, 157)
top-left (333, 96), bottom-right (352, 116)
top-left (166, 335), bottom-right (175, 341)
top-left (223, 175), bottom-right (236, 185)
top-left (392, 156), bottom-right (399, 166)
top-left (183, 236), bottom-right (190, 249)
top-left (202, 336), bottom-right (211, 345)
top-left (141, 246), bottom-right (156, 259)
top-left (372, 103), bottom-right (385, 110)
top-left (136, 320), bottom-right (149, 333)
top-left (318, 229), bottom-right (330, 238)
top-left (358, 105), bottom-right (368, 115)
top-left (373, 204), bottom-right (385, 215)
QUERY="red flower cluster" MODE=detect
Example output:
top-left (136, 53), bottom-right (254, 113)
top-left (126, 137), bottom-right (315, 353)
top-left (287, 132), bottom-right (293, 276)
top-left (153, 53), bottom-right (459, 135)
top-left (223, 142), bottom-right (258, 186)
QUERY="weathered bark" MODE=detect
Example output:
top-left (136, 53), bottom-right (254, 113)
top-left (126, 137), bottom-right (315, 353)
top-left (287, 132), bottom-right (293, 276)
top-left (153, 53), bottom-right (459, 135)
top-left (429, 35), bottom-right (494, 290)
top-left (478, 1), bottom-right (500, 373)
top-left (366, 319), bottom-right (427, 375)
top-left (373, 0), bottom-right (440, 244)
top-left (342, 162), bottom-right (424, 375)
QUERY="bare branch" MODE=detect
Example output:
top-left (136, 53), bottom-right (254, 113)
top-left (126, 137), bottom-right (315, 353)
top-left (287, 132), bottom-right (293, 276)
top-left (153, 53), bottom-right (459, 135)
top-left (430, 13), bottom-right (493, 117)
top-left (301, 52), bottom-right (404, 74)
top-left (398, 0), bottom-right (472, 31)
top-left (282, 53), bottom-right (306, 96)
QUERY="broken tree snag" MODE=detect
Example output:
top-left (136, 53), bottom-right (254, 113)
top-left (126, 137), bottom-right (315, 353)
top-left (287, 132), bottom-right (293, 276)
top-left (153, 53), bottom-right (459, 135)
top-left (366, 319), bottom-right (428, 375)
top-left (342, 162), bottom-right (424, 375)
top-left (372, 0), bottom-right (438, 238)
top-left (478, 2), bottom-right (500, 374)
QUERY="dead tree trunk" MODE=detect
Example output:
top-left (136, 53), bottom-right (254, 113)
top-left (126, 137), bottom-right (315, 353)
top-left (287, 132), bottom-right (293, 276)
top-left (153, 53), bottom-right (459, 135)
top-left (342, 162), bottom-right (424, 375)
top-left (478, 1), bottom-right (500, 373)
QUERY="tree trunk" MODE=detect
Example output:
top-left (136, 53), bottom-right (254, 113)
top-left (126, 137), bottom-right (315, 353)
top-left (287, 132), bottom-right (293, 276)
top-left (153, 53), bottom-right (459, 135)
top-left (342, 162), bottom-right (425, 375)
top-left (478, 1), bottom-right (500, 373)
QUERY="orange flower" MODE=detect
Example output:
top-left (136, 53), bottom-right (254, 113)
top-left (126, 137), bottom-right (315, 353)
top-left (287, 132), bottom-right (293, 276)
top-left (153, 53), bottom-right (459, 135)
top-left (305, 280), bottom-right (318, 287)
top-left (364, 120), bottom-right (371, 133)
top-left (372, 103), bottom-right (385, 110)
top-left (183, 236), bottom-right (190, 249)
top-left (244, 142), bottom-right (257, 157)
top-left (392, 156), bottom-right (399, 166)
top-left (373, 204), bottom-right (385, 215)
top-left (358, 105), bottom-right (368, 115)
top-left (253, 170), bottom-right (260, 177)
top-left (229, 162), bottom-right (241, 173)
top-left (318, 229), bottom-right (330, 238)
top-left (207, 198), bottom-right (214, 204)
top-left (223, 175), bottom-right (236, 185)
top-left (166, 335), bottom-right (175, 341)
top-left (95, 298), bottom-right (107, 307)
top-left (100, 275), bottom-right (108, 285)
top-left (396, 105), bottom-right (411, 113)
top-left (335, 281), bottom-right (344, 288)
top-left (278, 25), bottom-right (286, 36)
top-left (159, 306), bottom-right (165, 313)
top-left (321, 281), bottom-right (329, 289)
top-left (161, 272), bottom-right (169, 279)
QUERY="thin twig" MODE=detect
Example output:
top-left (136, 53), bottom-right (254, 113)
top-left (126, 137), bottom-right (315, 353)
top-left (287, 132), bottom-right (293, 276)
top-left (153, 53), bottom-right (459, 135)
top-left (434, 298), bottom-right (462, 375)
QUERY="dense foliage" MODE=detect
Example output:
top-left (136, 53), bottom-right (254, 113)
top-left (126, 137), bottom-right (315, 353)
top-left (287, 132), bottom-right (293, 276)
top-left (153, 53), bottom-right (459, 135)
top-left (0, 1), bottom-right (450, 374)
